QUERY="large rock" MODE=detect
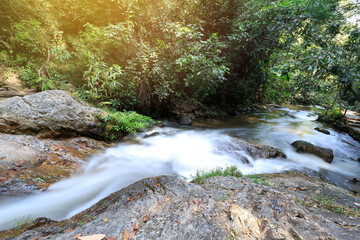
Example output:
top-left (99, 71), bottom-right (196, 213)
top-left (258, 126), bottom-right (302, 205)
top-left (5, 173), bottom-right (359, 240)
top-left (291, 140), bottom-right (334, 163)
top-left (0, 90), bottom-right (106, 139)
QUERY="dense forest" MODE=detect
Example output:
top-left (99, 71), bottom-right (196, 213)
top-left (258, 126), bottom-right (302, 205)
top-left (0, 0), bottom-right (359, 118)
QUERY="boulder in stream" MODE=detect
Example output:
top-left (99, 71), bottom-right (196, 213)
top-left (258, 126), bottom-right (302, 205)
top-left (314, 127), bottom-right (330, 135)
top-left (178, 114), bottom-right (192, 125)
top-left (254, 143), bottom-right (287, 159)
top-left (0, 90), bottom-right (107, 139)
top-left (216, 137), bottom-right (286, 163)
top-left (4, 172), bottom-right (359, 240)
top-left (291, 140), bottom-right (334, 163)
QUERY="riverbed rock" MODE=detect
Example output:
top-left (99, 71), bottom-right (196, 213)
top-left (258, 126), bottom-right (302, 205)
top-left (291, 140), bottom-right (334, 163)
top-left (216, 137), bottom-right (286, 164)
top-left (268, 104), bottom-right (284, 109)
top-left (178, 114), bottom-right (192, 125)
top-left (314, 127), bottom-right (330, 135)
top-left (254, 143), bottom-right (287, 159)
top-left (143, 132), bottom-right (161, 138)
top-left (0, 90), bottom-right (107, 139)
top-left (0, 133), bottom-right (114, 195)
top-left (5, 172), bottom-right (359, 240)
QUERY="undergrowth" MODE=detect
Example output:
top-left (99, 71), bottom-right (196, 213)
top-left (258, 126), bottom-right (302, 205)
top-left (98, 111), bottom-right (157, 140)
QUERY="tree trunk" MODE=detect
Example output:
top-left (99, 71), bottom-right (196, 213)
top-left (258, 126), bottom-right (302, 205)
top-left (347, 81), bottom-right (360, 103)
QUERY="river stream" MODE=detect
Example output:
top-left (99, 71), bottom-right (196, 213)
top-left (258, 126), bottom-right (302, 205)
top-left (0, 106), bottom-right (359, 230)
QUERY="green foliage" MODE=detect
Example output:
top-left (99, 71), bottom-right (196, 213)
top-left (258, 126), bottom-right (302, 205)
top-left (83, 54), bottom-right (123, 100)
top-left (19, 66), bottom-right (41, 89)
top-left (98, 111), bottom-right (156, 140)
top-left (266, 1), bottom-right (360, 106)
top-left (1, 0), bottom-right (359, 115)
top-left (13, 20), bottom-right (46, 56)
top-left (176, 33), bottom-right (229, 101)
top-left (19, 66), bottom-right (67, 91)
top-left (226, 0), bottom-right (303, 101)
top-left (14, 216), bottom-right (34, 236)
top-left (71, 22), bottom-right (134, 63)
top-left (71, 20), bottom-right (229, 111)
top-left (192, 166), bottom-right (242, 184)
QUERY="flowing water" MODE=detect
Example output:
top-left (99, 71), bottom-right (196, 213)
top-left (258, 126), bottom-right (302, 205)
top-left (0, 106), bottom-right (359, 230)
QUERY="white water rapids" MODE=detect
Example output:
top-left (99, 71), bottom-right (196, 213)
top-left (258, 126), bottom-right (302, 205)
top-left (0, 106), bottom-right (359, 230)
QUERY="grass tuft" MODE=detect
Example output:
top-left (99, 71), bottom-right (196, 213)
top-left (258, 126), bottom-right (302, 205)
top-left (192, 166), bottom-right (242, 184)
top-left (14, 216), bottom-right (34, 236)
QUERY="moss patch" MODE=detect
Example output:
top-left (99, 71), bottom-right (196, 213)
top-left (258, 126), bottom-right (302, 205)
top-left (301, 194), bottom-right (360, 217)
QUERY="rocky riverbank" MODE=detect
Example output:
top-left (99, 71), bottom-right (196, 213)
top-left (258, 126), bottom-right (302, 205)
top-left (0, 134), bottom-right (114, 195)
top-left (1, 172), bottom-right (358, 240)
top-left (0, 90), bottom-right (120, 195)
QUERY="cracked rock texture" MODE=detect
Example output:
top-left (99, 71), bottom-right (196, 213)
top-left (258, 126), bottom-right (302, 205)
top-left (0, 90), bottom-right (106, 139)
top-left (4, 172), bottom-right (359, 240)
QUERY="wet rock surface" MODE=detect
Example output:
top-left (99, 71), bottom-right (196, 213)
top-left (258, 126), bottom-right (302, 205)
top-left (216, 137), bottom-right (286, 163)
top-left (0, 134), bottom-right (114, 195)
top-left (314, 127), bottom-right (330, 135)
top-left (178, 114), bottom-right (192, 125)
top-left (3, 172), bottom-right (359, 240)
top-left (291, 140), bottom-right (334, 163)
top-left (0, 90), bottom-right (107, 139)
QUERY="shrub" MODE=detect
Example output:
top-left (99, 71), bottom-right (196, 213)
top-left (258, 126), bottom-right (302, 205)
top-left (19, 66), bottom-right (41, 89)
top-left (98, 111), bottom-right (157, 140)
top-left (317, 108), bottom-right (344, 125)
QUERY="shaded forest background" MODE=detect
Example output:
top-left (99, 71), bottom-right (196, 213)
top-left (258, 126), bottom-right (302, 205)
top-left (0, 0), bottom-right (359, 118)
